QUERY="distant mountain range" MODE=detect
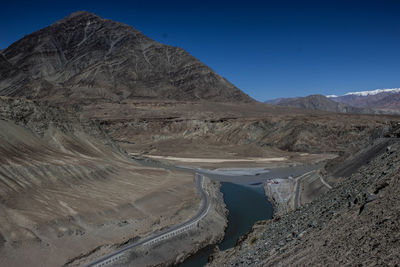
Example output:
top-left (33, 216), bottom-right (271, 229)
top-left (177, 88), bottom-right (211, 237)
top-left (264, 94), bottom-right (374, 114)
top-left (265, 88), bottom-right (400, 114)
top-left (0, 11), bottom-right (252, 103)
top-left (328, 88), bottom-right (400, 113)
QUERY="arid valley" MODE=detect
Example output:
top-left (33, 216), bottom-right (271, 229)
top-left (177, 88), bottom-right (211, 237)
top-left (1, 6), bottom-right (400, 267)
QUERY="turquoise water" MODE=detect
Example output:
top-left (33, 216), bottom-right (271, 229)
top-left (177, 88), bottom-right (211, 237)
top-left (178, 182), bottom-right (273, 267)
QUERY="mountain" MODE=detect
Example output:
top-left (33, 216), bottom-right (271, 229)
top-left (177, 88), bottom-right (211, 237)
top-left (0, 11), bottom-right (252, 103)
top-left (264, 94), bottom-right (373, 114)
top-left (0, 54), bottom-right (11, 71)
top-left (328, 88), bottom-right (400, 113)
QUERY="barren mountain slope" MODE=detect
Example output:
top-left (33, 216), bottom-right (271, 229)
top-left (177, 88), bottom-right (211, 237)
top-left (0, 11), bottom-right (252, 103)
top-left (80, 100), bottom-right (400, 159)
top-left (0, 97), bottom-right (198, 266)
top-left (208, 138), bottom-right (400, 266)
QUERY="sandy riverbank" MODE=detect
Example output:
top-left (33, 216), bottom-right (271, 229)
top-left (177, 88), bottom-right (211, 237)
top-left (130, 153), bottom-right (336, 170)
top-left (129, 154), bottom-right (288, 163)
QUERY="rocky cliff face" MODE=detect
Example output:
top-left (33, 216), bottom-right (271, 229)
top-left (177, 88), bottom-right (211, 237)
top-left (0, 11), bottom-right (252, 103)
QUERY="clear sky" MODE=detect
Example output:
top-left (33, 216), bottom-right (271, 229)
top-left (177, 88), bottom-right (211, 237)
top-left (1, 0), bottom-right (400, 101)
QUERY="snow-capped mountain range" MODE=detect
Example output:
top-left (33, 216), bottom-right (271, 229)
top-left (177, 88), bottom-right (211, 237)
top-left (327, 88), bottom-right (400, 113)
top-left (265, 88), bottom-right (400, 115)
top-left (327, 88), bottom-right (400, 97)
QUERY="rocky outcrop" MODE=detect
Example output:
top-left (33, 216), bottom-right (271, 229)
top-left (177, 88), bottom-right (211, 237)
top-left (207, 140), bottom-right (400, 266)
top-left (0, 11), bottom-right (252, 103)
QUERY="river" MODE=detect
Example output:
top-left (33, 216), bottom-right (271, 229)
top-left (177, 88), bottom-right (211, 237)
top-left (133, 157), bottom-right (320, 267)
top-left (178, 182), bottom-right (273, 267)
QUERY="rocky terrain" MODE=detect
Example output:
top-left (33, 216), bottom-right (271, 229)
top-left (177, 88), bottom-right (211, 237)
top-left (0, 97), bottom-right (207, 267)
top-left (0, 11), bottom-right (252, 103)
top-left (82, 100), bottom-right (399, 159)
top-left (2, 10), bottom-right (400, 267)
top-left (208, 136), bottom-right (400, 266)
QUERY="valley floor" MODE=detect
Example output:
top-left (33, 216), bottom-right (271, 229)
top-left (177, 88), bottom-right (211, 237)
top-left (2, 97), bottom-right (400, 266)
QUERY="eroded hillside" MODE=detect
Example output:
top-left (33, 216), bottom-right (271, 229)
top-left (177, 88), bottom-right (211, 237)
top-left (0, 97), bottom-right (199, 266)
top-left (80, 101), bottom-right (399, 160)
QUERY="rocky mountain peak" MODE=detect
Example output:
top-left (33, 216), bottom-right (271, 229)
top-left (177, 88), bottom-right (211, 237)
top-left (52, 11), bottom-right (130, 34)
top-left (0, 12), bottom-right (252, 103)
top-left (60, 10), bottom-right (100, 21)
top-left (52, 11), bottom-right (103, 29)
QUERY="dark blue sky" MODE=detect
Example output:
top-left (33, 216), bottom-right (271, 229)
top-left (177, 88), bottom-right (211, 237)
top-left (1, 0), bottom-right (400, 101)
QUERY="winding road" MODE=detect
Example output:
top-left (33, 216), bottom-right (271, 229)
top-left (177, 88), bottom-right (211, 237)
top-left (85, 173), bottom-right (210, 267)
top-left (293, 170), bottom-right (315, 209)
top-left (84, 160), bottom-right (323, 266)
